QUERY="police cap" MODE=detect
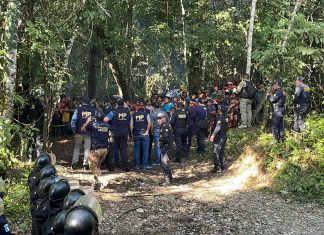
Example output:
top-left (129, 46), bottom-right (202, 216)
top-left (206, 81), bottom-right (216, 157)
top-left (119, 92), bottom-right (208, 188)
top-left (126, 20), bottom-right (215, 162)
top-left (296, 76), bottom-right (305, 82)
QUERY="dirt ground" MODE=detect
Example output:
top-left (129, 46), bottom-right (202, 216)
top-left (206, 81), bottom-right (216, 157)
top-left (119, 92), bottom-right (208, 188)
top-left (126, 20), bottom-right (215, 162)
top-left (52, 136), bottom-right (324, 235)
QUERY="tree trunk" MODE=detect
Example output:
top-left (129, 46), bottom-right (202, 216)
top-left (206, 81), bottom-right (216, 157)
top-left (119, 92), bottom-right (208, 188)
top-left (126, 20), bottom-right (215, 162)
top-left (108, 59), bottom-right (130, 101)
top-left (281, 0), bottom-right (303, 52)
top-left (188, 48), bottom-right (203, 93)
top-left (87, 43), bottom-right (97, 98)
top-left (246, 0), bottom-right (257, 76)
top-left (180, 0), bottom-right (189, 92)
top-left (2, 0), bottom-right (20, 120)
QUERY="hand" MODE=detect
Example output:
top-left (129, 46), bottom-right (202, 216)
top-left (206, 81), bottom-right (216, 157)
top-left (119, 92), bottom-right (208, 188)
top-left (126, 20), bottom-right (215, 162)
top-left (144, 131), bottom-right (149, 136)
top-left (210, 135), bottom-right (215, 142)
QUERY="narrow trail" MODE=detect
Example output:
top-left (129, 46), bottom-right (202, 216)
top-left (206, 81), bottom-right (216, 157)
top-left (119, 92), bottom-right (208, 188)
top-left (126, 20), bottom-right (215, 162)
top-left (52, 137), bottom-right (324, 235)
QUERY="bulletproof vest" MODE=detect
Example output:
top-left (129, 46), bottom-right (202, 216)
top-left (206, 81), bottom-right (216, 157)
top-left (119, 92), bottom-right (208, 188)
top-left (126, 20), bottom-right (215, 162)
top-left (217, 115), bottom-right (228, 136)
top-left (28, 168), bottom-right (42, 205)
top-left (240, 81), bottom-right (254, 99)
top-left (34, 198), bottom-right (51, 235)
top-left (132, 110), bottom-right (148, 136)
top-left (75, 105), bottom-right (96, 134)
top-left (160, 124), bottom-right (173, 146)
top-left (175, 109), bottom-right (188, 129)
top-left (297, 84), bottom-right (311, 107)
top-left (110, 107), bottom-right (131, 136)
top-left (43, 202), bottom-right (63, 235)
top-left (91, 121), bottom-right (110, 149)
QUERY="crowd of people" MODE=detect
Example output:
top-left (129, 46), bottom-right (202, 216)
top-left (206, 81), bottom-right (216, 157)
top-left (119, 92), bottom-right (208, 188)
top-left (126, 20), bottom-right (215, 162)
top-left (67, 74), bottom-right (311, 190)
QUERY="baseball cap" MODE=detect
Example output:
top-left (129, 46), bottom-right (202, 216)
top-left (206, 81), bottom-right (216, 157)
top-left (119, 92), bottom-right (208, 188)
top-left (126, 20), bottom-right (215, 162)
top-left (296, 76), bottom-right (305, 81)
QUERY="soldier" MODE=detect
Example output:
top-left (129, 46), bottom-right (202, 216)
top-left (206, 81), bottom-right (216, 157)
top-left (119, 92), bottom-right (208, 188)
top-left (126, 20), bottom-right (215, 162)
top-left (157, 113), bottom-right (173, 185)
top-left (170, 102), bottom-right (190, 163)
top-left (0, 177), bottom-right (11, 235)
top-left (293, 76), bottom-right (311, 132)
top-left (131, 102), bottom-right (152, 170)
top-left (267, 80), bottom-right (286, 142)
top-left (210, 105), bottom-right (229, 173)
top-left (82, 111), bottom-right (109, 190)
top-left (104, 98), bottom-right (131, 172)
top-left (71, 97), bottom-right (96, 170)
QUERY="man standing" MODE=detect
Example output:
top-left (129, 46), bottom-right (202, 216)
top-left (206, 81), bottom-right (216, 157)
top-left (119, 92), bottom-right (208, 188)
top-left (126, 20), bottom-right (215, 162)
top-left (195, 99), bottom-right (209, 156)
top-left (104, 98), bottom-right (131, 172)
top-left (71, 97), bottom-right (95, 170)
top-left (81, 111), bottom-right (109, 191)
top-left (210, 105), bottom-right (228, 173)
top-left (235, 74), bottom-right (256, 128)
top-left (131, 102), bottom-right (152, 170)
top-left (267, 80), bottom-right (286, 142)
top-left (170, 102), bottom-right (190, 163)
top-left (150, 102), bottom-right (169, 166)
top-left (157, 113), bottom-right (173, 185)
top-left (293, 76), bottom-right (311, 132)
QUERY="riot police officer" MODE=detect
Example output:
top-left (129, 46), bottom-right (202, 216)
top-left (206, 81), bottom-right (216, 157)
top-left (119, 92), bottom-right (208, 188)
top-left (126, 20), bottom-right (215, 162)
top-left (209, 105), bottom-right (228, 173)
top-left (293, 76), bottom-right (311, 132)
top-left (131, 102), bottom-right (152, 170)
top-left (82, 111), bottom-right (109, 190)
top-left (104, 98), bottom-right (131, 172)
top-left (170, 102), bottom-right (190, 163)
top-left (157, 113), bottom-right (173, 185)
top-left (71, 97), bottom-right (96, 170)
top-left (267, 80), bottom-right (286, 142)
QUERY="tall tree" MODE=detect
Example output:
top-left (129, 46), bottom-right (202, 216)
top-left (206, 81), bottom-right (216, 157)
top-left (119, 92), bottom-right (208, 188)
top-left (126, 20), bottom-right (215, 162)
top-left (246, 0), bottom-right (257, 76)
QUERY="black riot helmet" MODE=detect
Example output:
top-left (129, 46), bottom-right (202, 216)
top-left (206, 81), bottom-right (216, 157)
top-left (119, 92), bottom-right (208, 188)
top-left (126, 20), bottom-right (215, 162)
top-left (52, 210), bottom-right (69, 234)
top-left (38, 176), bottom-right (61, 199)
top-left (35, 153), bottom-right (51, 168)
top-left (49, 179), bottom-right (80, 202)
top-left (39, 165), bottom-right (64, 180)
top-left (62, 189), bottom-right (86, 210)
top-left (64, 208), bottom-right (98, 235)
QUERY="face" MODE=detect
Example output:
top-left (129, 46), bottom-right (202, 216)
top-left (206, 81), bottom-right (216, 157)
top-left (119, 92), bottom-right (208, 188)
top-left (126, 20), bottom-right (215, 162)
top-left (157, 117), bottom-right (165, 125)
top-left (165, 97), bottom-right (170, 103)
top-left (295, 80), bottom-right (301, 86)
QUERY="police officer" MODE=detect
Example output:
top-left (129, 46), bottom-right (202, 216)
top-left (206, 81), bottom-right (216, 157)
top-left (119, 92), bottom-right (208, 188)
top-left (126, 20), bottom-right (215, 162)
top-left (157, 113), bottom-right (173, 185)
top-left (195, 99), bottom-right (210, 156)
top-left (131, 102), bottom-right (152, 170)
top-left (0, 177), bottom-right (11, 235)
top-left (82, 111), bottom-right (109, 190)
top-left (71, 97), bottom-right (96, 170)
top-left (170, 102), bottom-right (190, 163)
top-left (293, 76), bottom-right (311, 132)
top-left (104, 98), bottom-right (131, 172)
top-left (150, 102), bottom-right (169, 166)
top-left (209, 105), bottom-right (228, 173)
top-left (267, 80), bottom-right (286, 142)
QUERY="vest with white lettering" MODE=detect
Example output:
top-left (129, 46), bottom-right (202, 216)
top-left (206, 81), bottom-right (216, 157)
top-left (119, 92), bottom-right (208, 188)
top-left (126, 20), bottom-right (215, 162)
top-left (133, 109), bottom-right (148, 136)
top-left (91, 121), bottom-right (110, 149)
top-left (111, 107), bottom-right (131, 136)
top-left (75, 105), bottom-right (96, 135)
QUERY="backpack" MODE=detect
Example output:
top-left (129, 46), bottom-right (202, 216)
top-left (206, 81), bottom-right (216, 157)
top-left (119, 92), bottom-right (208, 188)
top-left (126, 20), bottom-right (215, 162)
top-left (198, 107), bottom-right (210, 130)
top-left (245, 81), bottom-right (257, 99)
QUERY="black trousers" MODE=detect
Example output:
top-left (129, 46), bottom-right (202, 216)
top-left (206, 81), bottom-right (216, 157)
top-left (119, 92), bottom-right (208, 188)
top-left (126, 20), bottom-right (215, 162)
top-left (196, 126), bottom-right (207, 154)
top-left (110, 134), bottom-right (128, 170)
top-left (213, 134), bottom-right (227, 170)
top-left (161, 147), bottom-right (172, 182)
top-left (174, 131), bottom-right (189, 161)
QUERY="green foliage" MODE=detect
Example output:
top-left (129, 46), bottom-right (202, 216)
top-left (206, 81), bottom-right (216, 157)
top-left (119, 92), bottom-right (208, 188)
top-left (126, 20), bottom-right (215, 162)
top-left (259, 115), bottom-right (324, 204)
top-left (4, 167), bottom-right (31, 231)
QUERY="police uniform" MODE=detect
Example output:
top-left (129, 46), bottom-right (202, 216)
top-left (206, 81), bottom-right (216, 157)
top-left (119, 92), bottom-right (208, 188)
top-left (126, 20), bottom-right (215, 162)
top-left (132, 108), bottom-right (151, 169)
top-left (196, 103), bottom-right (210, 155)
top-left (106, 103), bottom-right (131, 171)
top-left (211, 106), bottom-right (228, 172)
top-left (159, 119), bottom-right (173, 184)
top-left (293, 77), bottom-right (311, 132)
top-left (85, 118), bottom-right (110, 187)
top-left (71, 99), bottom-right (96, 168)
top-left (170, 106), bottom-right (190, 162)
top-left (267, 81), bottom-right (286, 142)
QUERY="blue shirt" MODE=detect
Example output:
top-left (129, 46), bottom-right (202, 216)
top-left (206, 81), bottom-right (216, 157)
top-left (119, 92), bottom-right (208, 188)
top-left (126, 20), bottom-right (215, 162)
top-left (162, 103), bottom-right (174, 112)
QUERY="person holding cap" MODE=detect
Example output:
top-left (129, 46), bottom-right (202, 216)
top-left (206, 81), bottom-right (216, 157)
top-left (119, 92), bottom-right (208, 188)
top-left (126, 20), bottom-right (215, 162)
top-left (210, 105), bottom-right (229, 173)
top-left (70, 96), bottom-right (96, 170)
top-left (104, 98), bottom-right (131, 172)
top-left (267, 80), bottom-right (286, 142)
top-left (156, 113), bottom-right (173, 185)
top-left (293, 76), bottom-right (311, 132)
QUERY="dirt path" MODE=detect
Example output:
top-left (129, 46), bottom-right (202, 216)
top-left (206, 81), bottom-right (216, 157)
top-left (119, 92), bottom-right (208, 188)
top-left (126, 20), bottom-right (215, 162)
top-left (52, 137), bottom-right (324, 235)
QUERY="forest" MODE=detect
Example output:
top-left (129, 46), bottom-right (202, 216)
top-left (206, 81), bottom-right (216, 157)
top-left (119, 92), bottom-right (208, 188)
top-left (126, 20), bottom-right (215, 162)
top-left (0, 0), bottom-right (323, 234)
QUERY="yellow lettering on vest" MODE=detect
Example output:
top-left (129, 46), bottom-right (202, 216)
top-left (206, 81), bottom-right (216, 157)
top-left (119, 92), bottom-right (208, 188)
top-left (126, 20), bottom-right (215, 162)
top-left (82, 111), bottom-right (92, 118)
top-left (118, 113), bottom-right (127, 120)
top-left (178, 114), bottom-right (186, 119)
top-left (136, 115), bottom-right (144, 121)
